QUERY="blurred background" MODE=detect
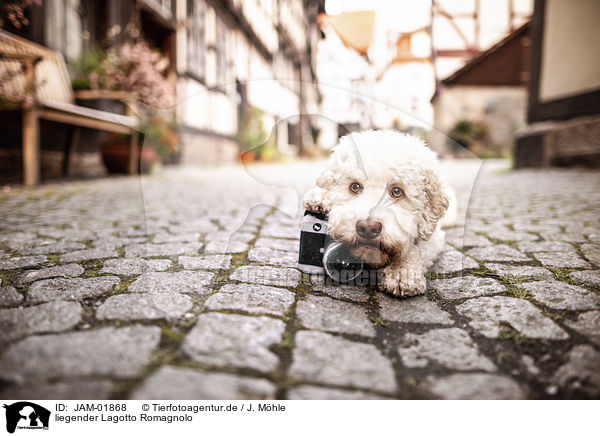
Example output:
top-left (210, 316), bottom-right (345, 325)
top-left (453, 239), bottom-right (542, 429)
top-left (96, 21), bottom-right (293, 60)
top-left (0, 0), bottom-right (598, 185)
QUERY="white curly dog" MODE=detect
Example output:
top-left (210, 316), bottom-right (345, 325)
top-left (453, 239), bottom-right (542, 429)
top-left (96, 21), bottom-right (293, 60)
top-left (303, 130), bottom-right (456, 297)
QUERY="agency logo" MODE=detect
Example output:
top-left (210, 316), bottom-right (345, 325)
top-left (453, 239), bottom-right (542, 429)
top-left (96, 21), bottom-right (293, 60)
top-left (3, 402), bottom-right (50, 434)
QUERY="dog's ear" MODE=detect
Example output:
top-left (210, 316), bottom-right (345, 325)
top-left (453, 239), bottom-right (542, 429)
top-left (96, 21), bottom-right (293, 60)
top-left (418, 168), bottom-right (450, 240)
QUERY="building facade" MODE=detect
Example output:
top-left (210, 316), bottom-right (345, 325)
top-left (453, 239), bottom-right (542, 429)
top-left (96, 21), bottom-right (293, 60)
top-left (431, 23), bottom-right (530, 157)
top-left (176, 0), bottom-right (322, 164)
top-left (315, 0), bottom-right (532, 153)
top-left (4, 0), bottom-right (321, 169)
top-left (515, 0), bottom-right (600, 168)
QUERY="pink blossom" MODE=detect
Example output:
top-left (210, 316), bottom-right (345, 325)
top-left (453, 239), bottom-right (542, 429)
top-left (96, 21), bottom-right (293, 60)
top-left (0, 66), bottom-right (37, 108)
top-left (94, 41), bottom-right (175, 109)
top-left (0, 0), bottom-right (42, 29)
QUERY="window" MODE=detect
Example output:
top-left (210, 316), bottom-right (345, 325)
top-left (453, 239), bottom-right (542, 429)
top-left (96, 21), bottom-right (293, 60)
top-left (186, 0), bottom-right (205, 79)
top-left (146, 0), bottom-right (172, 18)
top-left (45, 0), bottom-right (84, 60)
top-left (215, 18), bottom-right (227, 86)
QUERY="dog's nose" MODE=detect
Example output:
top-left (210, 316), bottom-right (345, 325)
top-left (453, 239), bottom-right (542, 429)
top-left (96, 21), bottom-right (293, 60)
top-left (356, 218), bottom-right (382, 240)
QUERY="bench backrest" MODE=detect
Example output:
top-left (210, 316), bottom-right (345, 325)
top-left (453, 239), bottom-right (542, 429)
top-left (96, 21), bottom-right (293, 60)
top-left (0, 29), bottom-right (74, 105)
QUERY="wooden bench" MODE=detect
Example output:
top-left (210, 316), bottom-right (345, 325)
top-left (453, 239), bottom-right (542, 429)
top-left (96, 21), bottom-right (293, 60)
top-left (0, 30), bottom-right (139, 186)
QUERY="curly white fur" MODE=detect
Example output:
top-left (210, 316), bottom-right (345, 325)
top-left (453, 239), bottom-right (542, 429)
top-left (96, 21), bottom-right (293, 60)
top-left (303, 130), bottom-right (455, 297)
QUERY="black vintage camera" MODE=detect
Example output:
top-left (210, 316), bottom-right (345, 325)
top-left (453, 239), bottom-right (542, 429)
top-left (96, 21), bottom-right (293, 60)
top-left (297, 211), bottom-right (365, 283)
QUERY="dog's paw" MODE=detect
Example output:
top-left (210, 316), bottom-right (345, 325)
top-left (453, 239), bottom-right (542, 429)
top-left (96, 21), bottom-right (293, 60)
top-left (302, 187), bottom-right (329, 214)
top-left (379, 267), bottom-right (426, 298)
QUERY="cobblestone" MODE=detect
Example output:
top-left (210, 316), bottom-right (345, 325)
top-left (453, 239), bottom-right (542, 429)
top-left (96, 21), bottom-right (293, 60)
top-left (0, 301), bottom-right (81, 342)
top-left (378, 295), bottom-right (453, 324)
top-left (466, 245), bottom-right (531, 262)
top-left (204, 232), bottom-right (253, 254)
top-left (424, 373), bottom-right (526, 399)
top-left (125, 242), bottom-right (203, 258)
top-left (18, 241), bottom-right (87, 255)
top-left (182, 313), bottom-right (285, 372)
top-left (444, 229), bottom-right (492, 248)
top-left (254, 237), bottom-right (299, 252)
top-left (312, 282), bottom-right (370, 302)
top-left (0, 326), bottom-right (160, 383)
top-left (398, 328), bottom-right (496, 370)
top-left (260, 224), bottom-right (299, 239)
top-left (230, 266), bottom-right (301, 288)
top-left (0, 160), bottom-right (597, 399)
top-left (99, 258), bottom-right (172, 275)
top-left (516, 280), bottom-right (600, 310)
top-left (0, 286), bottom-right (24, 306)
top-left (17, 264), bottom-right (84, 286)
top-left (533, 252), bottom-right (591, 268)
top-left (247, 247), bottom-right (298, 267)
top-left (59, 248), bottom-right (118, 263)
top-left (486, 229), bottom-right (538, 242)
top-left (456, 296), bottom-right (568, 339)
top-left (28, 277), bottom-right (120, 303)
top-left (287, 386), bottom-right (388, 400)
top-left (131, 366), bottom-right (276, 400)
top-left (569, 270), bottom-right (600, 287)
top-left (92, 237), bottom-right (147, 250)
top-left (516, 241), bottom-right (574, 252)
top-left (484, 263), bottom-right (554, 281)
top-left (580, 244), bottom-right (600, 266)
top-left (552, 345), bottom-right (600, 398)
top-left (153, 233), bottom-right (201, 243)
top-left (0, 381), bottom-right (113, 400)
top-left (204, 239), bottom-right (249, 254)
top-left (205, 283), bottom-right (295, 316)
top-left (564, 311), bottom-right (600, 345)
top-left (97, 292), bottom-right (193, 320)
top-left (128, 271), bottom-right (214, 295)
top-left (539, 232), bottom-right (587, 243)
top-left (296, 295), bottom-right (376, 336)
top-left (290, 330), bottom-right (396, 393)
top-left (178, 255), bottom-right (231, 270)
top-left (0, 255), bottom-right (48, 270)
top-left (430, 248), bottom-right (479, 274)
top-left (429, 276), bottom-right (506, 299)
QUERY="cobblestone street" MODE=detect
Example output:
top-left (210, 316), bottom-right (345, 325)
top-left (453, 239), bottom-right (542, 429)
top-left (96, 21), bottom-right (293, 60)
top-left (0, 159), bottom-right (598, 400)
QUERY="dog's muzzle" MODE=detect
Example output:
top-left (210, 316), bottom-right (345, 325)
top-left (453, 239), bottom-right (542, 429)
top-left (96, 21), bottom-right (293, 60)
top-left (355, 218), bottom-right (382, 240)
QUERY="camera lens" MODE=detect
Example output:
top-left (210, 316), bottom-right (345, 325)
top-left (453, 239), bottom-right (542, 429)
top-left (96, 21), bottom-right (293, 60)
top-left (322, 241), bottom-right (363, 283)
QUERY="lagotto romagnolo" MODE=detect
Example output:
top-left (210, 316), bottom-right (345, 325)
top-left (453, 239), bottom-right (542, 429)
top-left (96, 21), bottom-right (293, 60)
top-left (303, 130), bottom-right (457, 297)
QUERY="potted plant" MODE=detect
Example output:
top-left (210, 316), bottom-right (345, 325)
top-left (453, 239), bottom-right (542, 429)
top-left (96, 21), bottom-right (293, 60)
top-left (140, 115), bottom-right (178, 163)
top-left (236, 107), bottom-right (273, 163)
top-left (0, 65), bottom-right (35, 109)
top-left (89, 39), bottom-right (175, 173)
top-left (0, 1), bottom-right (41, 29)
top-left (447, 119), bottom-right (489, 156)
top-left (100, 132), bottom-right (159, 174)
top-left (69, 48), bottom-right (105, 91)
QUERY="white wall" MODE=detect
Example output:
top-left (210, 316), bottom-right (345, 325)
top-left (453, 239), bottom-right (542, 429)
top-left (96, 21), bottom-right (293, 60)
top-left (317, 0), bottom-right (533, 135)
top-left (432, 85), bottom-right (527, 154)
top-left (176, 0), bottom-right (314, 162)
top-left (539, 0), bottom-right (600, 101)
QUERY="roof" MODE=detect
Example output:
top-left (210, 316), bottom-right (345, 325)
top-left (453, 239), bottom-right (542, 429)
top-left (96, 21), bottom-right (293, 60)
top-left (441, 21), bottom-right (531, 87)
top-left (318, 11), bottom-right (375, 55)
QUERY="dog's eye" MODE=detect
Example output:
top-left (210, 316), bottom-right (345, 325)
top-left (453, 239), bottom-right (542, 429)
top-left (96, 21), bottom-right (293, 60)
top-left (390, 186), bottom-right (404, 199)
top-left (349, 182), bottom-right (363, 194)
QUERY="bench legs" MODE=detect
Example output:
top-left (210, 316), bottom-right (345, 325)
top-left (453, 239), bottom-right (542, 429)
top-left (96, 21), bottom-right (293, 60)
top-left (22, 107), bottom-right (40, 186)
top-left (22, 111), bottom-right (138, 182)
top-left (63, 127), bottom-right (80, 177)
top-left (128, 129), bottom-right (139, 175)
